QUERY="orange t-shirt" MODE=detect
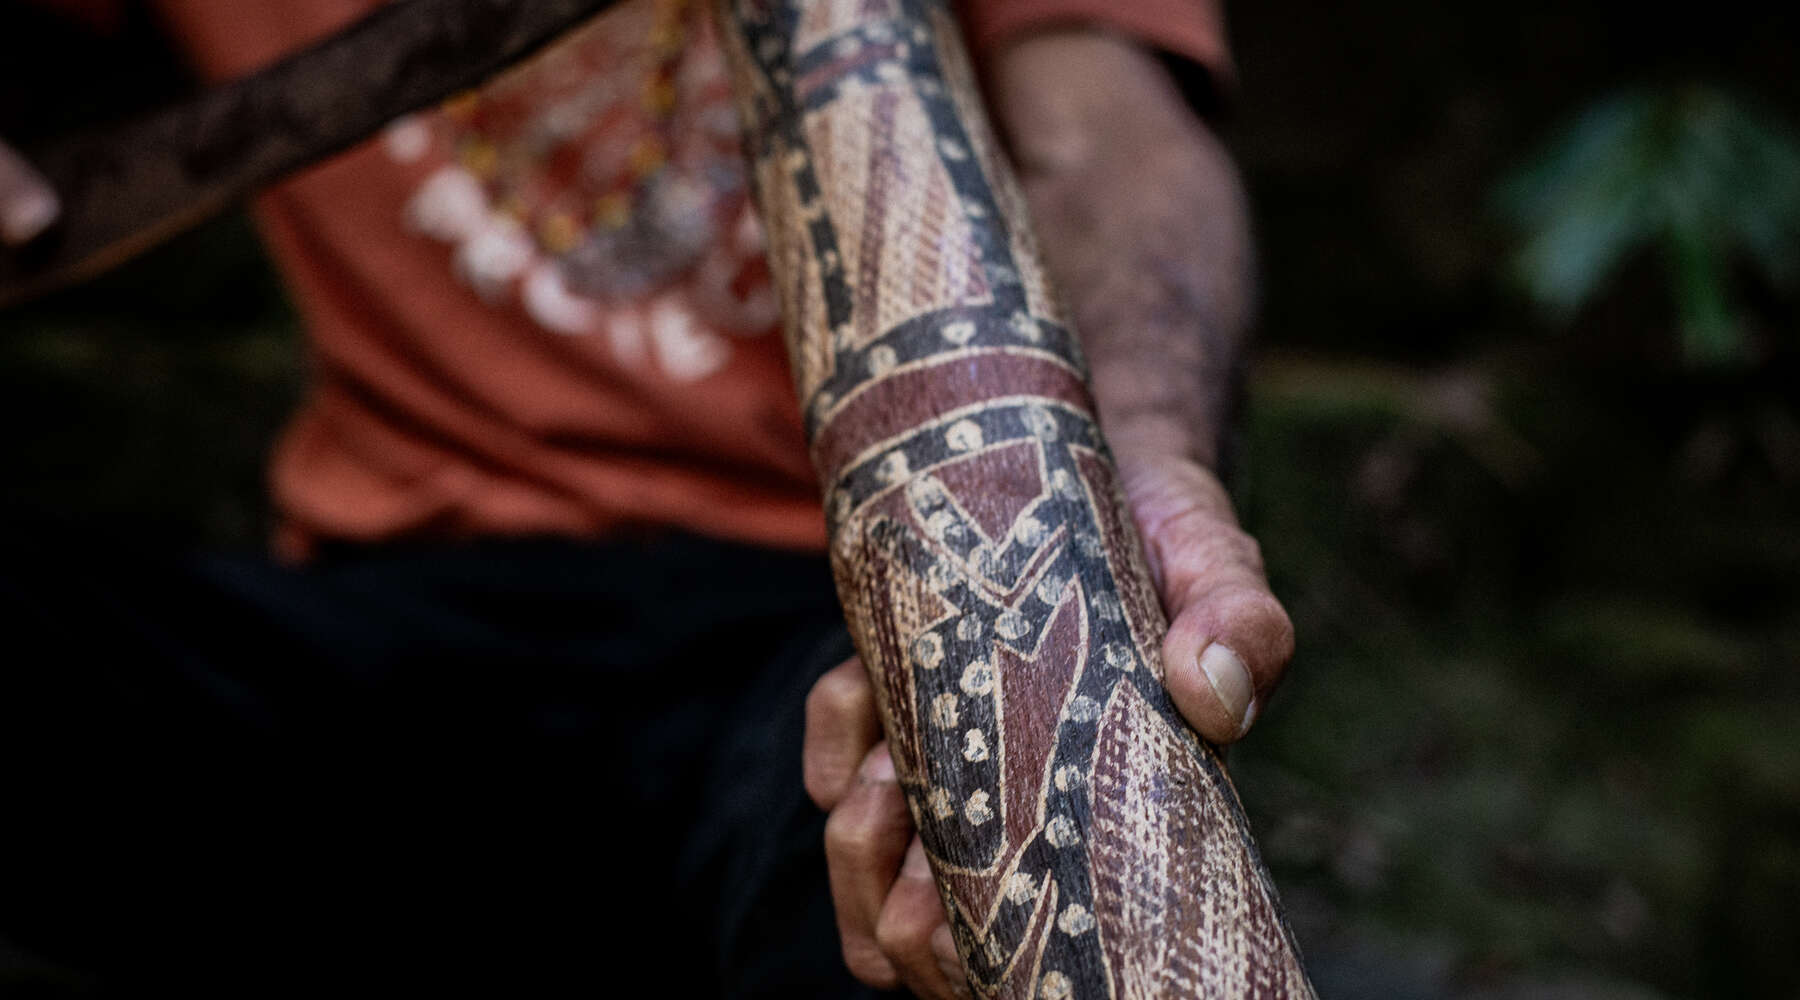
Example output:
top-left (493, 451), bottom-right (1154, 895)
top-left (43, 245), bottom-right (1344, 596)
top-left (64, 0), bottom-right (1231, 558)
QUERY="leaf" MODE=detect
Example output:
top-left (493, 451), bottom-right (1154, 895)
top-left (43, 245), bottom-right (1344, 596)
top-left (1497, 84), bottom-right (1800, 366)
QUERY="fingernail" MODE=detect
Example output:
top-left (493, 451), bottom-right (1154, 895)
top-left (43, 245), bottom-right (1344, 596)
top-left (860, 746), bottom-right (895, 783)
top-left (1237, 696), bottom-right (1262, 740)
top-left (1199, 643), bottom-right (1253, 729)
top-left (2, 189), bottom-right (59, 245)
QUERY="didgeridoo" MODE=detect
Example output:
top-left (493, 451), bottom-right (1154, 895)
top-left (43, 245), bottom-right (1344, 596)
top-left (715, 1), bottom-right (1316, 997)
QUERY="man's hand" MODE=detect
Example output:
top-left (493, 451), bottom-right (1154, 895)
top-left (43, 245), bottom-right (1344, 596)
top-left (806, 661), bottom-right (970, 998)
top-left (0, 141), bottom-right (59, 246)
top-left (808, 458), bottom-right (1289, 996)
top-left (806, 30), bottom-right (1291, 996)
top-left (991, 28), bottom-right (1289, 740)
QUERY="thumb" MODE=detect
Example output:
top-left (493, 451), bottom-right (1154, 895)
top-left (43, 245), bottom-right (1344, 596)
top-left (1120, 457), bottom-right (1295, 744)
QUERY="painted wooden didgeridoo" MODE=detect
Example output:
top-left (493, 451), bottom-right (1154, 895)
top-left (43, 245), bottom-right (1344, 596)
top-left (715, 1), bottom-right (1316, 997)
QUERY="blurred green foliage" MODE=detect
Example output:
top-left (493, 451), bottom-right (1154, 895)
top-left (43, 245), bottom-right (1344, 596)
top-left (1498, 86), bottom-right (1800, 365)
top-left (1232, 352), bottom-right (1800, 999)
top-left (1216, 4), bottom-right (1799, 988)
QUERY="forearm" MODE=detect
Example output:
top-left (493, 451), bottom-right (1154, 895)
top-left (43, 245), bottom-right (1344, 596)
top-left (987, 31), bottom-right (1254, 470)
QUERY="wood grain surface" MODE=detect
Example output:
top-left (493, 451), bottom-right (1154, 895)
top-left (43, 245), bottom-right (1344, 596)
top-left (715, 1), bottom-right (1317, 996)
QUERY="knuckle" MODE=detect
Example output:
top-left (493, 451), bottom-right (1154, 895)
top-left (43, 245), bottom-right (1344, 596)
top-left (1226, 584), bottom-right (1284, 624)
top-left (803, 760), bottom-right (844, 811)
top-left (1235, 530), bottom-right (1270, 575)
top-left (807, 664), bottom-right (870, 723)
top-left (873, 902), bottom-right (932, 960)
top-left (823, 808), bottom-right (878, 859)
top-left (1167, 580), bottom-right (1297, 692)
top-left (1266, 600), bottom-right (1297, 663)
top-left (824, 794), bottom-right (905, 861)
top-left (1214, 586), bottom-right (1295, 677)
top-left (1121, 456), bottom-right (1229, 521)
top-left (1156, 514), bottom-right (1264, 587)
top-left (1242, 589), bottom-right (1295, 653)
top-left (842, 939), bottom-right (900, 990)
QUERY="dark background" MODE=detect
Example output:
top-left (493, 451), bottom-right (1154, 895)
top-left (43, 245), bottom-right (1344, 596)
top-left (2, 1), bottom-right (1797, 996)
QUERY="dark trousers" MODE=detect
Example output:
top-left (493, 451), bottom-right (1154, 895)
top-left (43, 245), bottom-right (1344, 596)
top-left (0, 533), bottom-right (883, 997)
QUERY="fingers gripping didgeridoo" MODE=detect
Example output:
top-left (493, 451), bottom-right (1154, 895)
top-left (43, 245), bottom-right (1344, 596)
top-left (715, 2), bottom-right (1316, 997)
